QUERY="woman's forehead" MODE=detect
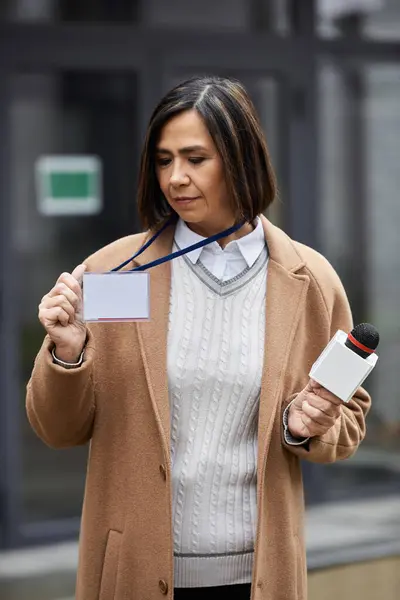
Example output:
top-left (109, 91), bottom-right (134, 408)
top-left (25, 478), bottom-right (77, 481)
top-left (157, 110), bottom-right (214, 149)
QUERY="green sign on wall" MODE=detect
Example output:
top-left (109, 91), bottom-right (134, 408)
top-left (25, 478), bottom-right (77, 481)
top-left (35, 155), bottom-right (103, 216)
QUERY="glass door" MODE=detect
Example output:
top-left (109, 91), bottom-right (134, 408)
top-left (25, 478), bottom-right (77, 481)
top-left (1, 68), bottom-right (140, 547)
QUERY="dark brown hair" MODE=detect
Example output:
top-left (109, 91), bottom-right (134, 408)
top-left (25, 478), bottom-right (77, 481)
top-left (137, 75), bottom-right (277, 230)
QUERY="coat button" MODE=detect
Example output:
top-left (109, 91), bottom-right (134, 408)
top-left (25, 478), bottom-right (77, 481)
top-left (159, 579), bottom-right (168, 595)
top-left (159, 464), bottom-right (167, 481)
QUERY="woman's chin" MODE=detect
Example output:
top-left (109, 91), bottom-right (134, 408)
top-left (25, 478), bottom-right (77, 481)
top-left (173, 207), bottom-right (205, 223)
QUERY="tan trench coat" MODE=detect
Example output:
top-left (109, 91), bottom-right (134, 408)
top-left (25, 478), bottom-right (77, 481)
top-left (26, 216), bottom-right (371, 600)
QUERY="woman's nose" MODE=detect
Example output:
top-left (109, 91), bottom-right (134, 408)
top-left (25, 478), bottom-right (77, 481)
top-left (170, 163), bottom-right (189, 186)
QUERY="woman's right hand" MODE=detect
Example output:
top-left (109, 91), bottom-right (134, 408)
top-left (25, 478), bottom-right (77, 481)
top-left (38, 264), bottom-right (88, 362)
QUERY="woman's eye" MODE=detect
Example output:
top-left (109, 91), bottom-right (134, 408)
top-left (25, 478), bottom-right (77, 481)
top-left (189, 157), bottom-right (205, 165)
top-left (156, 158), bottom-right (171, 167)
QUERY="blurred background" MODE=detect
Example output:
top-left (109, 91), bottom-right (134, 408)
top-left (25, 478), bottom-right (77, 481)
top-left (0, 1), bottom-right (399, 599)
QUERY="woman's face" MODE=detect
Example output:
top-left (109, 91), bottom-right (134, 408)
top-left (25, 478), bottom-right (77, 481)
top-left (155, 109), bottom-right (235, 235)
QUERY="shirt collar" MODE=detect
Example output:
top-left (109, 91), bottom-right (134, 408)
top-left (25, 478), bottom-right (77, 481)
top-left (174, 216), bottom-right (266, 267)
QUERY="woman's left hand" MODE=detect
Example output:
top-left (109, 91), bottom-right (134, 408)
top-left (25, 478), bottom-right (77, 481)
top-left (287, 379), bottom-right (342, 439)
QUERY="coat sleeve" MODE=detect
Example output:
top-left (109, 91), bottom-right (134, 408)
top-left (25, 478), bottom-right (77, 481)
top-left (282, 260), bottom-right (372, 464)
top-left (26, 329), bottom-right (96, 449)
top-left (25, 234), bottom-right (149, 450)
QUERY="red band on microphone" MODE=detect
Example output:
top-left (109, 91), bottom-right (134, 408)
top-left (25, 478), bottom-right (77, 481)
top-left (347, 333), bottom-right (375, 355)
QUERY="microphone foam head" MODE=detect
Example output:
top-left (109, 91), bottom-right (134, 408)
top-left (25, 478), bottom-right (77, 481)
top-left (350, 323), bottom-right (380, 351)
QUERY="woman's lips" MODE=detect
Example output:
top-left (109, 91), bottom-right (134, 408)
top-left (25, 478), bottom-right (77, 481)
top-left (174, 196), bottom-right (199, 205)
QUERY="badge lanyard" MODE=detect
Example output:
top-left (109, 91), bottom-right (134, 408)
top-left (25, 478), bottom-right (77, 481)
top-left (111, 219), bottom-right (245, 273)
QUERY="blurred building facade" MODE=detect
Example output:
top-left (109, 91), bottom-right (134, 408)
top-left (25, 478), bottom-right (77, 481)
top-left (0, 0), bottom-right (399, 593)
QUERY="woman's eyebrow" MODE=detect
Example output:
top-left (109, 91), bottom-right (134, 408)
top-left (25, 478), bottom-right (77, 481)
top-left (156, 145), bottom-right (208, 155)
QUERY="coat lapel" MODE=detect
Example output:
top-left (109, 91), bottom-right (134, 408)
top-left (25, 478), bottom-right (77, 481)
top-left (257, 217), bottom-right (310, 476)
top-left (134, 224), bottom-right (175, 454)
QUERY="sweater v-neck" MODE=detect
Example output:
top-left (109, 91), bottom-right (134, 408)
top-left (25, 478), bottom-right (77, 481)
top-left (176, 242), bottom-right (269, 298)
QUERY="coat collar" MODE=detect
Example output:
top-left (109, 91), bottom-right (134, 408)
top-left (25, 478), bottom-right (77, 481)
top-left (134, 215), bottom-right (309, 463)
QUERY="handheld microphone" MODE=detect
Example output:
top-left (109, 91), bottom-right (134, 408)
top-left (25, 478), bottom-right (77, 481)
top-left (344, 323), bottom-right (380, 359)
top-left (309, 323), bottom-right (379, 403)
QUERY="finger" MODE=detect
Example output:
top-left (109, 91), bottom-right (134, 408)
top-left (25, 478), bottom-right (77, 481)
top-left (314, 387), bottom-right (342, 406)
top-left (71, 264), bottom-right (87, 285)
top-left (302, 401), bottom-right (335, 427)
top-left (40, 295), bottom-right (76, 322)
top-left (46, 284), bottom-right (79, 309)
top-left (40, 301), bottom-right (74, 326)
top-left (300, 413), bottom-right (316, 433)
top-left (56, 271), bottom-right (83, 297)
top-left (307, 381), bottom-right (342, 406)
top-left (41, 306), bottom-right (71, 327)
top-left (309, 378), bottom-right (323, 391)
top-left (301, 412), bottom-right (330, 437)
top-left (306, 395), bottom-right (342, 417)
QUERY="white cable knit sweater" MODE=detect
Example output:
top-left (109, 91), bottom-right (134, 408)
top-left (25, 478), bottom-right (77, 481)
top-left (167, 221), bottom-right (268, 588)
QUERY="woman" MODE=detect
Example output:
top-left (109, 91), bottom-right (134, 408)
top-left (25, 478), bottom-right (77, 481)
top-left (27, 76), bottom-right (371, 600)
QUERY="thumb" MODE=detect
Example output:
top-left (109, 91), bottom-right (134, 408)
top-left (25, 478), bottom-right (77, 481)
top-left (293, 379), bottom-right (322, 409)
top-left (71, 263), bottom-right (87, 285)
top-left (308, 378), bottom-right (322, 393)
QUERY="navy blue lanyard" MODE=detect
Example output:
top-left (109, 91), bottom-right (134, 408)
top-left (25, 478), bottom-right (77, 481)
top-left (111, 219), bottom-right (245, 273)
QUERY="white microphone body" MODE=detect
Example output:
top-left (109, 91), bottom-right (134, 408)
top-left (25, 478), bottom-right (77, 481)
top-left (309, 330), bottom-right (378, 403)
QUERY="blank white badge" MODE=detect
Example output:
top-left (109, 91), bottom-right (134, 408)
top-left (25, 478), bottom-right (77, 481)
top-left (83, 272), bottom-right (150, 322)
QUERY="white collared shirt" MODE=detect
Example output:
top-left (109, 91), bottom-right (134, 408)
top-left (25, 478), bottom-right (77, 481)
top-left (174, 216), bottom-right (266, 282)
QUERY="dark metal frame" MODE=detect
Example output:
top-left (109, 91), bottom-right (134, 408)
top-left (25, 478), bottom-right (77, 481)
top-left (0, 1), bottom-right (399, 549)
top-left (0, 71), bottom-right (22, 550)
